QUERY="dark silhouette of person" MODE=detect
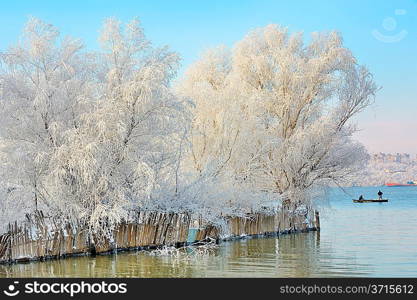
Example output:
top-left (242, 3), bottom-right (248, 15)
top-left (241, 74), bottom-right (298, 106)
top-left (378, 190), bottom-right (383, 200)
top-left (359, 195), bottom-right (364, 200)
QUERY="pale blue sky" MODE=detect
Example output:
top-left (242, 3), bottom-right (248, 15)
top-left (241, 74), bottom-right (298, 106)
top-left (0, 0), bottom-right (416, 154)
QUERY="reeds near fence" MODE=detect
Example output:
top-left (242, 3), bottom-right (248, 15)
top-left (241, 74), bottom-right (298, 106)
top-left (0, 206), bottom-right (319, 264)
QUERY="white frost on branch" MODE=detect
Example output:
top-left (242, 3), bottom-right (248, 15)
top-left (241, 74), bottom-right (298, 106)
top-left (0, 20), bottom-right (378, 237)
top-left (177, 24), bottom-right (378, 209)
top-left (0, 18), bottom-right (185, 239)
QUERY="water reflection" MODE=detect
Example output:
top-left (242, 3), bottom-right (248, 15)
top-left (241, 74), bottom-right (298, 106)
top-left (0, 231), bottom-right (372, 278)
top-left (1, 186), bottom-right (416, 277)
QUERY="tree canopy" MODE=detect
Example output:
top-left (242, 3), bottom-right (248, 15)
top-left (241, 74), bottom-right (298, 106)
top-left (0, 19), bottom-right (378, 238)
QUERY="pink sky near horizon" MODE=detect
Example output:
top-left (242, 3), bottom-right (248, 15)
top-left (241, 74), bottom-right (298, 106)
top-left (354, 120), bottom-right (417, 156)
top-left (352, 81), bottom-right (417, 156)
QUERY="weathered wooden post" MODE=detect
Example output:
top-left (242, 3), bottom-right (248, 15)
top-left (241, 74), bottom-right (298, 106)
top-left (315, 210), bottom-right (320, 231)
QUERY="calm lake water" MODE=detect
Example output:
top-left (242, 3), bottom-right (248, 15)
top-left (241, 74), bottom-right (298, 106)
top-left (1, 186), bottom-right (417, 277)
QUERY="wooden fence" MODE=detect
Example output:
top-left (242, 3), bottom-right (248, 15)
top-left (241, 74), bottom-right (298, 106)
top-left (0, 206), bottom-right (319, 264)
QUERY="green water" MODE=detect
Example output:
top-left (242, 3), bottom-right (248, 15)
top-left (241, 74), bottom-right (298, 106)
top-left (1, 187), bottom-right (417, 277)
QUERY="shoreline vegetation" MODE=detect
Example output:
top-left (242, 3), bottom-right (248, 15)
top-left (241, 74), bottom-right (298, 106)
top-left (0, 17), bottom-right (376, 262)
top-left (0, 206), bottom-right (319, 264)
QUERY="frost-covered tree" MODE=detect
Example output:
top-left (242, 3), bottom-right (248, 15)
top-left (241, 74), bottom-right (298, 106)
top-left (0, 18), bottom-right (185, 238)
top-left (178, 25), bottom-right (378, 207)
top-left (0, 17), bottom-right (91, 220)
top-left (47, 18), bottom-right (185, 239)
top-left (0, 19), bottom-right (379, 237)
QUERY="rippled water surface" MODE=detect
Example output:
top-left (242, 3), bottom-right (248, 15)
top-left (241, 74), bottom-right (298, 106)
top-left (1, 187), bottom-right (417, 277)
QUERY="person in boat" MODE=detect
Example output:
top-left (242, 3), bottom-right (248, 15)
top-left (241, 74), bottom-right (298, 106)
top-left (377, 190), bottom-right (383, 200)
top-left (359, 195), bottom-right (364, 200)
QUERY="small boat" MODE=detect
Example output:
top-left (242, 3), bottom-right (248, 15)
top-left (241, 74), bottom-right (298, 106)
top-left (353, 199), bottom-right (388, 203)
